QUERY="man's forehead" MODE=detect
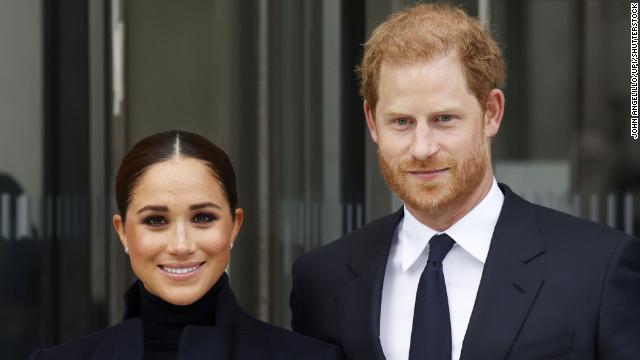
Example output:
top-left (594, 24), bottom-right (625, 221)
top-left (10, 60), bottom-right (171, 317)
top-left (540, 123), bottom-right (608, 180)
top-left (377, 54), bottom-right (473, 98)
top-left (379, 49), bottom-right (461, 71)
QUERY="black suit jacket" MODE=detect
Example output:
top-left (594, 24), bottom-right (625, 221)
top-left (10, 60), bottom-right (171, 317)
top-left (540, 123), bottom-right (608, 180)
top-left (290, 184), bottom-right (640, 360)
top-left (30, 275), bottom-right (344, 360)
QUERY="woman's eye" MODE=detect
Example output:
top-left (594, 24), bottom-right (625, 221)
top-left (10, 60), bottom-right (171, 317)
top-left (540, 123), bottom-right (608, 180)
top-left (438, 114), bottom-right (453, 122)
top-left (143, 216), bottom-right (167, 226)
top-left (193, 213), bottom-right (216, 224)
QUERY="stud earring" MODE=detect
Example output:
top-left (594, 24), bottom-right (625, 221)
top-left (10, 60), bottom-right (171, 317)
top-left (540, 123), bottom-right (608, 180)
top-left (124, 247), bottom-right (129, 255)
top-left (229, 242), bottom-right (234, 250)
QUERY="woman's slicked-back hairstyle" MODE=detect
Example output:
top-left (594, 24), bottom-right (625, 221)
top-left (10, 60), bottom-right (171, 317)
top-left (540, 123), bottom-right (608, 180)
top-left (115, 130), bottom-right (237, 220)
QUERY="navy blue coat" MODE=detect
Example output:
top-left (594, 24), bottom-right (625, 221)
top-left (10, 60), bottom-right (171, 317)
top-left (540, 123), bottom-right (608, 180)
top-left (30, 275), bottom-right (344, 360)
top-left (291, 184), bottom-right (640, 360)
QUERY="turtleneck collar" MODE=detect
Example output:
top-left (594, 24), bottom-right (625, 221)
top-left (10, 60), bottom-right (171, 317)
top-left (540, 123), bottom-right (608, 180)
top-left (123, 273), bottom-right (233, 322)
top-left (138, 278), bottom-right (220, 329)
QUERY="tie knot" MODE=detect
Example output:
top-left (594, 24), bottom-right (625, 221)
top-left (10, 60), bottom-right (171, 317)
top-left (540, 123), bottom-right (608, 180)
top-left (427, 233), bottom-right (455, 263)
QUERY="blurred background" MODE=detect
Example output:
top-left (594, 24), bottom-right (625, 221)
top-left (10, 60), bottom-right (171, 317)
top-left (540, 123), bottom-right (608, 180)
top-left (1, 0), bottom-right (638, 358)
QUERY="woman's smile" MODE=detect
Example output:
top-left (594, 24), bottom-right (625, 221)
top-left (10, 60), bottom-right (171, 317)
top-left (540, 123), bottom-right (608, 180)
top-left (158, 261), bottom-right (206, 279)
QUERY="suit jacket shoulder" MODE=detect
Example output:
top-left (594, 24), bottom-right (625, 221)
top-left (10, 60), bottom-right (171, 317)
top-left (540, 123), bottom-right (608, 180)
top-left (531, 200), bottom-right (633, 248)
top-left (530, 201), bottom-right (640, 359)
top-left (293, 208), bottom-right (403, 285)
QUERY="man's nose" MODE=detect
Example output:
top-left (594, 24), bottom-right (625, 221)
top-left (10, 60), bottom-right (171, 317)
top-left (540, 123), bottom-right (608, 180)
top-left (167, 221), bottom-right (196, 256)
top-left (409, 122), bottom-right (439, 160)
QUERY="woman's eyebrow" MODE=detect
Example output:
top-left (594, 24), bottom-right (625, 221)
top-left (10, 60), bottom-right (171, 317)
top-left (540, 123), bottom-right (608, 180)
top-left (189, 202), bottom-right (221, 211)
top-left (136, 205), bottom-right (169, 214)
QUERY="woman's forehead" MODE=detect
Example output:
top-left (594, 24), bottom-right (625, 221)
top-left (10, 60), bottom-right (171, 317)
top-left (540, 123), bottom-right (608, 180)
top-left (130, 159), bottom-right (225, 205)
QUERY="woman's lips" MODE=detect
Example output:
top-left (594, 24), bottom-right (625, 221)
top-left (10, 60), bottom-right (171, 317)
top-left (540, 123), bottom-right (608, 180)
top-left (157, 261), bottom-right (205, 279)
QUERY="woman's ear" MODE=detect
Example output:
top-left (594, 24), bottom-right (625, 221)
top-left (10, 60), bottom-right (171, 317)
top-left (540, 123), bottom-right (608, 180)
top-left (230, 208), bottom-right (244, 248)
top-left (113, 214), bottom-right (128, 250)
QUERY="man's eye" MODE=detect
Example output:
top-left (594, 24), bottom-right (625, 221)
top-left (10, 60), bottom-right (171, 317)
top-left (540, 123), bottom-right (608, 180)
top-left (438, 115), bottom-right (453, 122)
top-left (143, 216), bottom-right (167, 226)
top-left (193, 213), bottom-right (216, 224)
top-left (396, 117), bottom-right (410, 126)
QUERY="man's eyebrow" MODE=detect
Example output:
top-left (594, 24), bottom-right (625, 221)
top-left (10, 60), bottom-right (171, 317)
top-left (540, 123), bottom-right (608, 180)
top-left (136, 205), bottom-right (169, 214)
top-left (383, 105), bottom-right (465, 117)
top-left (430, 105), bottom-right (465, 114)
top-left (189, 202), bottom-right (222, 211)
top-left (382, 111), bottom-right (411, 118)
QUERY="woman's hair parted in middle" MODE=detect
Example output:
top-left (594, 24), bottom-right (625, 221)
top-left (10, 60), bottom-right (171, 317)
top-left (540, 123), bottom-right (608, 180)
top-left (114, 130), bottom-right (238, 221)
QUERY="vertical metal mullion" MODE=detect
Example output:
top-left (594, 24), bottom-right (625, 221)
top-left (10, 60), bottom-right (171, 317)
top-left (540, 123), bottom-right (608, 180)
top-left (321, 0), bottom-right (342, 244)
top-left (89, 0), bottom-right (108, 326)
top-left (257, 0), bottom-right (270, 322)
top-left (42, 0), bottom-right (60, 344)
top-left (478, 0), bottom-right (491, 26)
top-left (572, 0), bottom-right (585, 193)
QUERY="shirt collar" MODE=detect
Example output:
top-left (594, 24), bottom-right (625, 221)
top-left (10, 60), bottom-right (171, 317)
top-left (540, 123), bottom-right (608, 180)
top-left (399, 179), bottom-right (504, 271)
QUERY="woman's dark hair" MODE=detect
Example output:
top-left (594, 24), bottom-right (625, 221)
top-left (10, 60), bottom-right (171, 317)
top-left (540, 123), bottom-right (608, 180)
top-left (115, 130), bottom-right (237, 220)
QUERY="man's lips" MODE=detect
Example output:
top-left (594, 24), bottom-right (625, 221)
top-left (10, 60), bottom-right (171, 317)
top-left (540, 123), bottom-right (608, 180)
top-left (406, 168), bottom-right (449, 180)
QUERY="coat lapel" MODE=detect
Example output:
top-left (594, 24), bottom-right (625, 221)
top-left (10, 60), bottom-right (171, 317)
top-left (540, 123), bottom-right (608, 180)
top-left (336, 209), bottom-right (403, 360)
top-left (115, 274), bottom-right (241, 360)
top-left (112, 319), bottom-right (144, 360)
top-left (179, 274), bottom-right (244, 360)
top-left (460, 185), bottom-right (545, 360)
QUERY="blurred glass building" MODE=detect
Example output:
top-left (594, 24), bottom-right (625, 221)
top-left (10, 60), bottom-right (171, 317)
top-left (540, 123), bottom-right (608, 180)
top-left (0, 0), bottom-right (638, 358)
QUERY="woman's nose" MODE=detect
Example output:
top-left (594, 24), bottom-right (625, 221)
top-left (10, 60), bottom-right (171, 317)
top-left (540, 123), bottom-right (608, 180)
top-left (166, 221), bottom-right (196, 255)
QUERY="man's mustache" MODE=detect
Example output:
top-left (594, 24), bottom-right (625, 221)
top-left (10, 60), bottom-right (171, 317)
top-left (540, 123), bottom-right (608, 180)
top-left (396, 158), bottom-right (456, 172)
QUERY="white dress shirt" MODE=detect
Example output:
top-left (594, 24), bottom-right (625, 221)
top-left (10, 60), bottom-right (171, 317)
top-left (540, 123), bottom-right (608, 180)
top-left (380, 179), bottom-right (504, 360)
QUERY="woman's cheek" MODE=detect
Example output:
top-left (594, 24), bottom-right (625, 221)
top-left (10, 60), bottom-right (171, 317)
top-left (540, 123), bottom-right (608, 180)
top-left (130, 227), bottom-right (165, 257)
top-left (199, 229), bottom-right (231, 255)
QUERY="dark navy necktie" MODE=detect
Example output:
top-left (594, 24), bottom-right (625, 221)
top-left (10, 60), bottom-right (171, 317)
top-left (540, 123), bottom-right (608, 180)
top-left (409, 233), bottom-right (456, 360)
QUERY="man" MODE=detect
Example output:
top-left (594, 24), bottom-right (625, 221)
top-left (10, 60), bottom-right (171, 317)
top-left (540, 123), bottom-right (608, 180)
top-left (290, 4), bottom-right (640, 360)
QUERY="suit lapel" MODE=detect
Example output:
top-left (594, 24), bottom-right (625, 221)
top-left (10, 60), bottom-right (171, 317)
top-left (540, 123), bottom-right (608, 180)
top-left (460, 185), bottom-right (545, 360)
top-left (336, 209), bottom-right (403, 360)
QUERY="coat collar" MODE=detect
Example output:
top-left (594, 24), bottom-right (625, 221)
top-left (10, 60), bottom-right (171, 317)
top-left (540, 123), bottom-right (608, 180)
top-left (111, 273), bottom-right (246, 360)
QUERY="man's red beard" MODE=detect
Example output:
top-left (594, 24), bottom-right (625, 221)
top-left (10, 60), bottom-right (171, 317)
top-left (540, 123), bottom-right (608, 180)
top-left (378, 141), bottom-right (489, 217)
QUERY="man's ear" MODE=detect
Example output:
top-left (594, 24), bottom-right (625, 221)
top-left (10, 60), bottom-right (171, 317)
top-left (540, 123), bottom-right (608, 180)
top-left (113, 214), bottom-right (128, 250)
top-left (483, 89), bottom-right (505, 138)
top-left (364, 101), bottom-right (379, 143)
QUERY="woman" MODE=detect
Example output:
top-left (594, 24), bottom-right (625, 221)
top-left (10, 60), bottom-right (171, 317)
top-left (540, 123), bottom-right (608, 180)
top-left (30, 130), bottom-right (343, 360)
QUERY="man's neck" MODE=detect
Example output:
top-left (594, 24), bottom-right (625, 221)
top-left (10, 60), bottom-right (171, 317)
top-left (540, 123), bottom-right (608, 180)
top-left (406, 172), bottom-right (495, 232)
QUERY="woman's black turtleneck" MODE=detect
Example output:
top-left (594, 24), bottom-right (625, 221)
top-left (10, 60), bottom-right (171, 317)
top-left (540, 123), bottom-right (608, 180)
top-left (138, 280), bottom-right (221, 360)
